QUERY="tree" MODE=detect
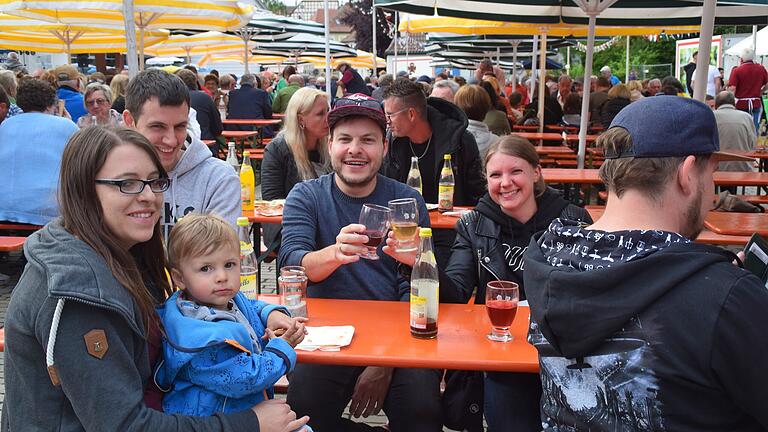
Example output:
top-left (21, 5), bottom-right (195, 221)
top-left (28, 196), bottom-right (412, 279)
top-left (262, 0), bottom-right (287, 16)
top-left (337, 0), bottom-right (392, 59)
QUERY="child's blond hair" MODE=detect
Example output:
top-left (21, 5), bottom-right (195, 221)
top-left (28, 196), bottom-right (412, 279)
top-left (167, 213), bottom-right (239, 269)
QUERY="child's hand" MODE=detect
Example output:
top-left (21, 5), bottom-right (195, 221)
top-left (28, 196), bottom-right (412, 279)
top-left (264, 319), bottom-right (306, 348)
top-left (266, 310), bottom-right (309, 333)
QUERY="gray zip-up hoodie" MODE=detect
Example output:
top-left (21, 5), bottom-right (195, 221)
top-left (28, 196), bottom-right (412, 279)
top-left (163, 136), bottom-right (239, 238)
top-left (2, 219), bottom-right (258, 431)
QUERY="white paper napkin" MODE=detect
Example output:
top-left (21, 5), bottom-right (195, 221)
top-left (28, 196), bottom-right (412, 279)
top-left (295, 326), bottom-right (355, 352)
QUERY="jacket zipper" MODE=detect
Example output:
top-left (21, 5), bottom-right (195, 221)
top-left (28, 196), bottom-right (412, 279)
top-left (57, 295), bottom-right (144, 336)
top-left (477, 250), bottom-right (502, 281)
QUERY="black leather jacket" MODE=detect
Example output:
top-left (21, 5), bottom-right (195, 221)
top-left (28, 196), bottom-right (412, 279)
top-left (440, 198), bottom-right (592, 304)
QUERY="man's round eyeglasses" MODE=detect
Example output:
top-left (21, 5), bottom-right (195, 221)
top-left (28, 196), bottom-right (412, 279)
top-left (95, 178), bottom-right (170, 194)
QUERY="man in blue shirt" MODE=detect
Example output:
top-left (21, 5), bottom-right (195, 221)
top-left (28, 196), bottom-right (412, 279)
top-left (279, 94), bottom-right (441, 431)
top-left (53, 64), bottom-right (87, 124)
top-left (600, 65), bottom-right (621, 86)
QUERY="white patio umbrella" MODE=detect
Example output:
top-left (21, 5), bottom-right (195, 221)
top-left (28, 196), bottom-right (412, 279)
top-left (144, 31), bottom-right (253, 65)
top-left (726, 25), bottom-right (767, 57)
top-left (0, 0), bottom-right (254, 76)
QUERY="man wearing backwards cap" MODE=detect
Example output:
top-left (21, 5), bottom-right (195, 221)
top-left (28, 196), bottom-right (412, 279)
top-left (523, 96), bottom-right (768, 430)
top-left (279, 93), bottom-right (441, 432)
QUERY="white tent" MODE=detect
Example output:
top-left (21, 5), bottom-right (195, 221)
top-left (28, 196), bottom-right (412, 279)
top-left (726, 26), bottom-right (767, 57)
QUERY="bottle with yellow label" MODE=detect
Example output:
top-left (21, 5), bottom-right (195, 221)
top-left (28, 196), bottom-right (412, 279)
top-left (240, 151), bottom-right (255, 212)
top-left (410, 228), bottom-right (439, 339)
top-left (438, 154), bottom-right (455, 213)
top-left (237, 217), bottom-right (258, 300)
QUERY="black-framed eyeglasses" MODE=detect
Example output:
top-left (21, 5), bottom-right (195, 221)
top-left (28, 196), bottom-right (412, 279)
top-left (333, 97), bottom-right (383, 112)
top-left (384, 107), bottom-right (409, 122)
top-left (95, 178), bottom-right (170, 194)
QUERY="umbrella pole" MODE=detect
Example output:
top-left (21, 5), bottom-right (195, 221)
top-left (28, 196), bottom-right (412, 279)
top-left (324, 0), bottom-right (332, 99)
top-left (372, 5), bottom-right (377, 72)
top-left (692, 0), bottom-right (715, 102)
top-left (511, 40), bottom-right (518, 91)
top-left (625, 36), bottom-right (630, 82)
top-left (123, 0), bottom-right (139, 77)
top-left (394, 13), bottom-right (398, 74)
top-left (753, 25), bottom-right (758, 51)
top-left (185, 47), bottom-right (192, 65)
top-left (530, 35), bottom-right (537, 103)
top-left (139, 28), bottom-right (146, 71)
top-left (577, 14), bottom-right (597, 170)
top-left (537, 32), bottom-right (547, 133)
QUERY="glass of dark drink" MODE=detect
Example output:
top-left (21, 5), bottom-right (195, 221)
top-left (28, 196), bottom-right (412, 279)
top-left (485, 281), bottom-right (519, 342)
top-left (358, 204), bottom-right (390, 260)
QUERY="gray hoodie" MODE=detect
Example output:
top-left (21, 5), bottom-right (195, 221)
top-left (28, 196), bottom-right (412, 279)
top-left (163, 136), bottom-right (239, 238)
top-left (2, 219), bottom-right (258, 431)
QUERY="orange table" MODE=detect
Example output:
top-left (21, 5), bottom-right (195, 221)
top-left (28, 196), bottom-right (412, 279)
top-left (294, 298), bottom-right (538, 372)
top-left (543, 168), bottom-right (768, 188)
top-left (223, 119), bottom-right (282, 127)
top-left (0, 236), bottom-right (25, 252)
top-left (704, 212), bottom-right (768, 237)
top-left (513, 132), bottom-right (600, 143)
top-left (535, 146), bottom-right (575, 155)
top-left (587, 207), bottom-right (750, 246)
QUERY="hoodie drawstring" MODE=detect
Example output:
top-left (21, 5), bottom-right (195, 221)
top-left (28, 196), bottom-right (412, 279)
top-left (46, 298), bottom-right (66, 386)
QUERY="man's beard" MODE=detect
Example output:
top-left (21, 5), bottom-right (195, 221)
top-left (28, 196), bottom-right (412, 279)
top-left (332, 159), bottom-right (380, 189)
top-left (681, 183), bottom-right (705, 240)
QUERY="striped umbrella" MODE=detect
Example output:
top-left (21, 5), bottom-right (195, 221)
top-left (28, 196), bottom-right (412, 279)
top-left (0, 13), bottom-right (168, 58)
top-left (254, 34), bottom-right (358, 67)
top-left (0, 0), bottom-right (254, 75)
top-left (144, 31), bottom-right (252, 64)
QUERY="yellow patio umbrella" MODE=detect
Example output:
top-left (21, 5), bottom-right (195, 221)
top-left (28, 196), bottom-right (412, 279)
top-left (330, 50), bottom-right (385, 69)
top-left (399, 17), bottom-right (699, 37)
top-left (198, 53), bottom-right (291, 67)
top-left (0, 13), bottom-right (168, 58)
top-left (144, 31), bottom-right (254, 65)
top-left (0, 0), bottom-right (254, 74)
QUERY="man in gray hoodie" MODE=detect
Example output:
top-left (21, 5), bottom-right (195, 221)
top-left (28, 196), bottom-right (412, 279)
top-left (123, 69), bottom-right (240, 237)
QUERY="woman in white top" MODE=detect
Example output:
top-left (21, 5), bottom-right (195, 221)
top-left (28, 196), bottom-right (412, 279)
top-left (77, 82), bottom-right (121, 128)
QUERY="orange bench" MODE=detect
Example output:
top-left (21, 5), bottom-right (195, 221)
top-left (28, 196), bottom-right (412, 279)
top-left (0, 223), bottom-right (42, 231)
top-left (0, 236), bottom-right (26, 252)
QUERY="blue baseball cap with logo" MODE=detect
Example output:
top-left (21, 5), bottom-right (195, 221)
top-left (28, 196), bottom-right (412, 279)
top-left (605, 95), bottom-right (752, 162)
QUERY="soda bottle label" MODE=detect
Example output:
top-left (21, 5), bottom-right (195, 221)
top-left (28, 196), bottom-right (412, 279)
top-left (241, 186), bottom-right (253, 208)
top-left (240, 240), bottom-right (254, 256)
top-left (410, 294), bottom-right (427, 329)
top-left (438, 185), bottom-right (454, 211)
top-left (240, 274), bottom-right (257, 300)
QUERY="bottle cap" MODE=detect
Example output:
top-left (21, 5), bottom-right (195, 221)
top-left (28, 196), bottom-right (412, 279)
top-left (243, 150), bottom-right (250, 157)
top-left (419, 227), bottom-right (432, 237)
top-left (236, 217), bottom-right (250, 226)
top-left (444, 154), bottom-right (451, 160)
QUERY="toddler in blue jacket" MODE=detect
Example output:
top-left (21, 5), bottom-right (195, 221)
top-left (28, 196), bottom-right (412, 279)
top-left (156, 213), bottom-right (309, 428)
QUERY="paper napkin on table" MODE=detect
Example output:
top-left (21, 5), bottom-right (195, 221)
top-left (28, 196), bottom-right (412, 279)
top-left (295, 326), bottom-right (355, 352)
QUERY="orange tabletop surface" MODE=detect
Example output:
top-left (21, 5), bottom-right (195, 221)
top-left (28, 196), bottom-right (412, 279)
top-left (273, 113), bottom-right (286, 118)
top-left (295, 298), bottom-right (538, 372)
top-left (535, 146), bottom-right (575, 155)
top-left (0, 236), bottom-right (25, 252)
top-left (221, 130), bottom-right (260, 138)
top-left (245, 207), bottom-right (471, 229)
top-left (587, 207), bottom-right (750, 245)
top-left (543, 168), bottom-right (768, 187)
top-left (222, 119), bottom-right (282, 126)
top-left (705, 212), bottom-right (768, 237)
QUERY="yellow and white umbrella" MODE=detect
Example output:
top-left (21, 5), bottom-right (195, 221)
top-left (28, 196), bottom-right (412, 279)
top-left (144, 31), bottom-right (253, 64)
top-left (0, 0), bottom-right (254, 74)
top-left (399, 17), bottom-right (700, 37)
top-left (0, 13), bottom-right (168, 58)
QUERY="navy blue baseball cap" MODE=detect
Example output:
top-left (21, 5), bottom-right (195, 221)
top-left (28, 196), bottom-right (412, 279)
top-left (605, 96), bottom-right (752, 162)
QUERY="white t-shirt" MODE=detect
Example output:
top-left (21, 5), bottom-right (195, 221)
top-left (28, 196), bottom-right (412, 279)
top-left (706, 65), bottom-right (720, 97)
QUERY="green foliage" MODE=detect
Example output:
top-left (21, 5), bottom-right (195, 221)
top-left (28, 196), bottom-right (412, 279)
top-left (263, 0), bottom-right (287, 16)
top-left (566, 36), bottom-right (676, 81)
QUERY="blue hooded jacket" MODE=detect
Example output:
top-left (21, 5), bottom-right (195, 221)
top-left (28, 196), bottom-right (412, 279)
top-left (156, 291), bottom-right (296, 415)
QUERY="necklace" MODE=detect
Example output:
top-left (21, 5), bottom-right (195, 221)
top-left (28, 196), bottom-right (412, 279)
top-left (409, 135), bottom-right (432, 160)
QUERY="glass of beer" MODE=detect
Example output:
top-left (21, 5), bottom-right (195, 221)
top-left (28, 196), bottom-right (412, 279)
top-left (388, 198), bottom-right (419, 252)
top-left (358, 204), bottom-right (390, 260)
top-left (485, 281), bottom-right (519, 342)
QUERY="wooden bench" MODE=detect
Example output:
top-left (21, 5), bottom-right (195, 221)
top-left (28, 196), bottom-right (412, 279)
top-left (735, 195), bottom-right (768, 205)
top-left (0, 223), bottom-right (42, 231)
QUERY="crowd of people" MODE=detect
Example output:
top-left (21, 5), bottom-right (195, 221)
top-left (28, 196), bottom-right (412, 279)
top-left (0, 46), bottom-right (767, 432)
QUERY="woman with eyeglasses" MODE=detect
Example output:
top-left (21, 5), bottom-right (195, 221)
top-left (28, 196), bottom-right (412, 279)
top-left (2, 126), bottom-right (309, 432)
top-left (261, 87), bottom-right (330, 253)
top-left (76, 82), bottom-right (121, 128)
